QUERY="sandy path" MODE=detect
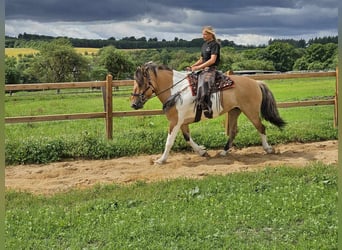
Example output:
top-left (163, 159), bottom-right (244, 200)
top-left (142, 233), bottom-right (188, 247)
top-left (5, 140), bottom-right (338, 195)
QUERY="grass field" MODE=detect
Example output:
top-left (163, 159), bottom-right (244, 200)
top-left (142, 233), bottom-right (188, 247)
top-left (5, 164), bottom-right (337, 249)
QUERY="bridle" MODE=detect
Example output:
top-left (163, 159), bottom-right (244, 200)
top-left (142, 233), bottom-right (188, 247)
top-left (131, 67), bottom-right (188, 102)
top-left (131, 67), bottom-right (156, 105)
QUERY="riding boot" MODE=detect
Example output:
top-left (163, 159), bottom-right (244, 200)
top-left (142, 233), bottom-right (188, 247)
top-left (197, 72), bottom-right (214, 119)
top-left (200, 81), bottom-right (212, 118)
top-left (202, 94), bottom-right (213, 118)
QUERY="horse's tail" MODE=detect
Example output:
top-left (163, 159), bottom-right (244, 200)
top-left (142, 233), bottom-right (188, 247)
top-left (258, 81), bottom-right (286, 129)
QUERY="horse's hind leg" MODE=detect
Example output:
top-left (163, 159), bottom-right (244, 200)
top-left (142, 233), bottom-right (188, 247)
top-left (244, 110), bottom-right (274, 154)
top-left (181, 124), bottom-right (207, 156)
top-left (220, 108), bottom-right (241, 156)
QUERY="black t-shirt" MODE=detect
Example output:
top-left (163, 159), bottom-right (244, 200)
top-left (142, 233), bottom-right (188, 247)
top-left (201, 40), bottom-right (220, 67)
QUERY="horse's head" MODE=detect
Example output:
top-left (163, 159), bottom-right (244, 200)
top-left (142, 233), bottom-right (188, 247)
top-left (131, 62), bottom-right (158, 110)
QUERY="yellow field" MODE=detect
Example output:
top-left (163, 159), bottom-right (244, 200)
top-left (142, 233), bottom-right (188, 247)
top-left (5, 47), bottom-right (100, 57)
top-left (74, 47), bottom-right (100, 55)
top-left (5, 48), bottom-right (39, 57)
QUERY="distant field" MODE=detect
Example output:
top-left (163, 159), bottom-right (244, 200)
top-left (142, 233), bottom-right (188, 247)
top-left (5, 48), bottom-right (39, 57)
top-left (74, 47), bottom-right (100, 55)
top-left (5, 47), bottom-right (100, 57)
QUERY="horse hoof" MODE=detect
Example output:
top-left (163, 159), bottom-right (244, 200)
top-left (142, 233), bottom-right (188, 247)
top-left (219, 150), bottom-right (228, 156)
top-left (266, 147), bottom-right (275, 154)
top-left (199, 150), bottom-right (208, 157)
top-left (154, 158), bottom-right (166, 165)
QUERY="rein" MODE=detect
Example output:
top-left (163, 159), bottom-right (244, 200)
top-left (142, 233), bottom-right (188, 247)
top-left (153, 75), bottom-right (188, 97)
top-left (132, 72), bottom-right (189, 100)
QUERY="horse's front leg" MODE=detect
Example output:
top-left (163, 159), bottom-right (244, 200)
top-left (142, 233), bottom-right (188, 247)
top-left (155, 123), bottom-right (181, 164)
top-left (181, 124), bottom-right (208, 157)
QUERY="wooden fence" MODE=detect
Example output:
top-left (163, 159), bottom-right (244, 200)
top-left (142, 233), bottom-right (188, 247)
top-left (5, 70), bottom-right (338, 139)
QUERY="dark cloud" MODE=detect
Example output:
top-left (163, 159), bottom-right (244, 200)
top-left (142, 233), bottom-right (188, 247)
top-left (6, 0), bottom-right (149, 22)
top-left (5, 0), bottom-right (338, 44)
top-left (5, 0), bottom-right (337, 23)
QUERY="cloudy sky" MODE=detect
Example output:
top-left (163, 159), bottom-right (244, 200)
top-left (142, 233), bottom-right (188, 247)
top-left (5, 0), bottom-right (339, 45)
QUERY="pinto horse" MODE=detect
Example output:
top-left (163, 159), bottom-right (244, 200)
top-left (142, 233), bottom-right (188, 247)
top-left (131, 62), bottom-right (286, 164)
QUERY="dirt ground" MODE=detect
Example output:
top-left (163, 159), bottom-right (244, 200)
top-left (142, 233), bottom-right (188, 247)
top-left (5, 140), bottom-right (338, 195)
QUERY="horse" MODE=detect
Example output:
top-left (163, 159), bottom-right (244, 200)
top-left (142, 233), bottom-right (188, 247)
top-left (131, 62), bottom-right (286, 164)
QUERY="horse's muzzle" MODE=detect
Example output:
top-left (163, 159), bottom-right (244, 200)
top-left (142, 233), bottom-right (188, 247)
top-left (131, 102), bottom-right (143, 110)
top-left (131, 98), bottom-right (145, 110)
top-left (130, 92), bottom-right (145, 110)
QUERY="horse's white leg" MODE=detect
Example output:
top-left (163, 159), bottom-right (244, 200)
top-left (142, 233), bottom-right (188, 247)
top-left (155, 124), bottom-right (181, 164)
top-left (260, 133), bottom-right (274, 154)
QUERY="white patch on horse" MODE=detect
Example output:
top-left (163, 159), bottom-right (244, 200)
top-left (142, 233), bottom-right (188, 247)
top-left (171, 70), bottom-right (223, 120)
top-left (171, 71), bottom-right (196, 118)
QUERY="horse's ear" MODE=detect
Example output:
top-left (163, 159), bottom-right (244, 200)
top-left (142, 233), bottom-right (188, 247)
top-left (135, 66), bottom-right (141, 79)
top-left (135, 66), bottom-right (143, 86)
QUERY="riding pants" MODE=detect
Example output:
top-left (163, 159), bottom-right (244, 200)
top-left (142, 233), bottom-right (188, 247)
top-left (197, 67), bottom-right (216, 118)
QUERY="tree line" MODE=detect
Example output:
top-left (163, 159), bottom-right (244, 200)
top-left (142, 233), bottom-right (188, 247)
top-left (5, 36), bottom-right (338, 85)
top-left (6, 33), bottom-right (338, 50)
top-left (6, 33), bottom-right (238, 50)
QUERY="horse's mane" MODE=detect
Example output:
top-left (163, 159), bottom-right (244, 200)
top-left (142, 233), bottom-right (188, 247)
top-left (135, 62), bottom-right (172, 87)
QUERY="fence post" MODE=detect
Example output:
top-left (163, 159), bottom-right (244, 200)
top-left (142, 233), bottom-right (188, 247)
top-left (105, 74), bottom-right (113, 139)
top-left (334, 67), bottom-right (338, 127)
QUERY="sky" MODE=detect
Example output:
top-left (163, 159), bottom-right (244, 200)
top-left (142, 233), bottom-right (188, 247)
top-left (5, 0), bottom-right (339, 46)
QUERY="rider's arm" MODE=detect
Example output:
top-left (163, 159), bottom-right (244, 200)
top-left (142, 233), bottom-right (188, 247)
top-left (191, 54), bottom-right (217, 71)
top-left (191, 57), bottom-right (204, 68)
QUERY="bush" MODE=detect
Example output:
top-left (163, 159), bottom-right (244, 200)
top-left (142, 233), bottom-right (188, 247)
top-left (5, 137), bottom-right (67, 164)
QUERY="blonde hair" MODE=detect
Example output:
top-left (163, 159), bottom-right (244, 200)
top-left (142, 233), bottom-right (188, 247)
top-left (202, 26), bottom-right (217, 41)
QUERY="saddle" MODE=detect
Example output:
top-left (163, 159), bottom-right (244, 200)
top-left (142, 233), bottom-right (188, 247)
top-left (187, 71), bottom-right (234, 96)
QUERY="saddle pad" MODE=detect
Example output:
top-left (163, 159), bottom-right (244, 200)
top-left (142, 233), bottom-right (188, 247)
top-left (187, 72), bottom-right (234, 96)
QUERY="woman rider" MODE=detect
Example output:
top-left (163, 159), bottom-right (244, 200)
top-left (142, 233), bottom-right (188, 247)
top-left (188, 26), bottom-right (220, 118)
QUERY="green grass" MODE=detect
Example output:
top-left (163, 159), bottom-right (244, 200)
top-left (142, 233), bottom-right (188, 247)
top-left (5, 163), bottom-right (337, 249)
top-left (4, 77), bottom-right (337, 165)
top-left (265, 77), bottom-right (335, 102)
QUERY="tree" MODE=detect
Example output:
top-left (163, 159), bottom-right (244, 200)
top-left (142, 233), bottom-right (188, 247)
top-left (262, 42), bottom-right (301, 72)
top-left (232, 60), bottom-right (275, 71)
top-left (30, 38), bottom-right (89, 83)
top-left (220, 47), bottom-right (241, 72)
top-left (89, 66), bottom-right (108, 81)
top-left (293, 43), bottom-right (337, 71)
top-left (17, 54), bottom-right (40, 83)
top-left (98, 46), bottom-right (134, 79)
top-left (293, 57), bottom-right (308, 71)
top-left (168, 50), bottom-right (198, 70)
top-left (5, 56), bottom-right (21, 84)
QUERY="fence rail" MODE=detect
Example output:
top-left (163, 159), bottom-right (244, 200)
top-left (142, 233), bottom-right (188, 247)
top-left (5, 70), bottom-right (338, 139)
